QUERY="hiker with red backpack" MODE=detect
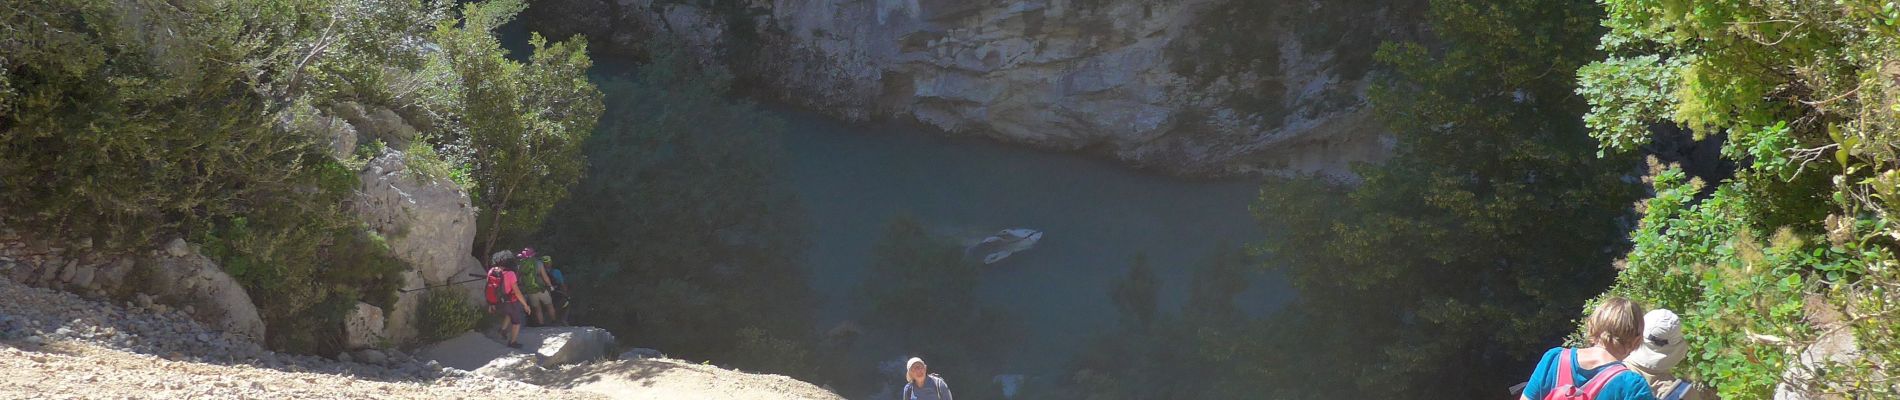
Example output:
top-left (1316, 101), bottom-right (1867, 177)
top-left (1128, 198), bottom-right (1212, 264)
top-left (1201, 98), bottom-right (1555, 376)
top-left (484, 251), bottom-right (531, 349)
top-left (1518, 297), bottom-right (1657, 400)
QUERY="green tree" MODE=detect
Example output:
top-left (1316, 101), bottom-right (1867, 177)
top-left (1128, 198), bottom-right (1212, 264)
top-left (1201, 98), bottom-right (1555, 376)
top-left (434, 0), bottom-right (603, 257)
top-left (1056, 245), bottom-right (1265, 400)
top-left (0, 0), bottom-right (467, 354)
top-left (1576, 1), bottom-right (1900, 397)
top-left (1246, 0), bottom-right (1642, 397)
top-left (533, 43), bottom-right (816, 377)
top-left (856, 215), bottom-right (1016, 397)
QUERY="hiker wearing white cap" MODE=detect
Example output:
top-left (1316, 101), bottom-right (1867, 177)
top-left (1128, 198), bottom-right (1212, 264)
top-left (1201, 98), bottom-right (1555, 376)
top-left (902, 357), bottom-right (952, 400)
top-left (1628, 309), bottom-right (1714, 400)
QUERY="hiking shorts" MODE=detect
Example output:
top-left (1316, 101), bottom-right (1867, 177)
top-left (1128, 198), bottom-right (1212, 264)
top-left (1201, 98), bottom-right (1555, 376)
top-left (527, 292), bottom-right (554, 309)
top-left (501, 301), bottom-right (526, 326)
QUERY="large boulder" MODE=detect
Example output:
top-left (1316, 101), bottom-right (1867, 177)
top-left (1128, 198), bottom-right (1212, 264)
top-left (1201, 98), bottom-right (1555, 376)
top-left (354, 150), bottom-right (485, 344)
top-left (315, 114), bottom-right (358, 160)
top-left (0, 231), bottom-right (264, 343)
top-left (146, 238), bottom-right (267, 343)
top-left (335, 102), bottom-right (418, 148)
top-left (417, 326), bottom-right (618, 372)
top-left (418, 331), bottom-right (516, 371)
top-left (382, 270), bottom-right (426, 345)
top-left (1774, 328), bottom-right (1859, 399)
top-left (522, 326), bottom-right (617, 368)
top-left (342, 302), bottom-right (387, 350)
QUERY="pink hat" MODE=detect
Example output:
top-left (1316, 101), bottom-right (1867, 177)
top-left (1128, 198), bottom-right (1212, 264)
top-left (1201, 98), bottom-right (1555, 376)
top-left (518, 247), bottom-right (536, 258)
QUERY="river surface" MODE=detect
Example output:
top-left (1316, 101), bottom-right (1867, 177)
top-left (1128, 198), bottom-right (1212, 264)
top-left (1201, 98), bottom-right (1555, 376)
top-left (494, 18), bottom-right (1289, 391)
top-left (773, 108), bottom-right (1291, 378)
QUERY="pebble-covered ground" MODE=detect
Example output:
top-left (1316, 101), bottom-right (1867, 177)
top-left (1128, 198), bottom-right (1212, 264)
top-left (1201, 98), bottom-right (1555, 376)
top-left (0, 277), bottom-right (600, 399)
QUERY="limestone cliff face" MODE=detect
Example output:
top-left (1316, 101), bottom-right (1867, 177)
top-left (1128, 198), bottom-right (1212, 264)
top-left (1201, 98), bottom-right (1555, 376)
top-left (529, 0), bottom-right (1422, 177)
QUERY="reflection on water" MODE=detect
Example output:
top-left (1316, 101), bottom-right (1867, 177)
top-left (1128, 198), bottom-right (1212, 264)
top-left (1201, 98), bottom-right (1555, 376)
top-left (774, 107), bottom-right (1293, 378)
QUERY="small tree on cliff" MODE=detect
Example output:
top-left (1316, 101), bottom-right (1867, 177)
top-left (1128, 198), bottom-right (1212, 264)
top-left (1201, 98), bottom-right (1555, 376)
top-left (435, 0), bottom-right (603, 256)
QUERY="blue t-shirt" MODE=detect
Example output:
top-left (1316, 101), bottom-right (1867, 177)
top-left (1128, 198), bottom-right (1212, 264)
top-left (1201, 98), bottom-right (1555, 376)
top-left (549, 268), bottom-right (566, 288)
top-left (1523, 347), bottom-right (1656, 400)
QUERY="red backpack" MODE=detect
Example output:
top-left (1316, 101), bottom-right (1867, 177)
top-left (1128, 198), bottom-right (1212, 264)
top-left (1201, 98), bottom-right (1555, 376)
top-left (1543, 349), bottom-right (1630, 400)
top-left (484, 266), bottom-right (514, 305)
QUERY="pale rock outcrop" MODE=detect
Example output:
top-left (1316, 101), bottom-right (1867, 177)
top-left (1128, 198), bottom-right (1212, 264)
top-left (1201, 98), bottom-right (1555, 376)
top-left (343, 302), bottom-right (388, 350)
top-left (419, 327), bottom-right (618, 373)
top-left (4, 231), bottom-right (267, 344)
top-left (1775, 295), bottom-right (1892, 398)
top-left (526, 326), bottom-right (617, 368)
top-left (146, 239), bottom-right (267, 343)
top-left (1773, 328), bottom-right (1865, 400)
top-left (529, 0), bottom-right (1418, 177)
top-left (419, 331), bottom-right (515, 371)
top-left (90, 258), bottom-right (134, 293)
top-left (336, 102), bottom-right (419, 149)
top-left (317, 114), bottom-right (359, 160)
top-left (354, 149), bottom-right (485, 344)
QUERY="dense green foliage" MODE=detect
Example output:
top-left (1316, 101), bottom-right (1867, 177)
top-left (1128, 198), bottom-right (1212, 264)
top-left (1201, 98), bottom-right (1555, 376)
top-left (1235, 0), bottom-right (1643, 397)
top-left (1, 0), bottom-right (370, 248)
top-left (533, 45), bottom-right (816, 377)
top-left (0, 0), bottom-right (427, 354)
top-left (854, 216), bottom-right (1017, 394)
top-left (1054, 245), bottom-right (1260, 399)
top-left (434, 0), bottom-right (602, 257)
top-left (417, 286), bottom-right (484, 343)
top-left (1, 0), bottom-right (597, 355)
top-left (1167, 0), bottom-right (1426, 126)
top-left (1048, 0), bottom-right (1644, 397)
top-left (1577, 1), bottom-right (1900, 397)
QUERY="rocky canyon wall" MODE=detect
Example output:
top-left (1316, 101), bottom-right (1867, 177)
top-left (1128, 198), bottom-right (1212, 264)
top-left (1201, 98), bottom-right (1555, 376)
top-left (529, 0), bottom-right (1423, 177)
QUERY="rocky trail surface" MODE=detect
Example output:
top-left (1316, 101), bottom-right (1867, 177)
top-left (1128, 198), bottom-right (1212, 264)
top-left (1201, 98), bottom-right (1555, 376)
top-left (0, 277), bottom-right (840, 399)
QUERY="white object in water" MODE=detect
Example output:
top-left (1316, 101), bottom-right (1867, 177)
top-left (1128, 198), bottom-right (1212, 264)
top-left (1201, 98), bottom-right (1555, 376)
top-left (970, 228), bottom-right (1043, 265)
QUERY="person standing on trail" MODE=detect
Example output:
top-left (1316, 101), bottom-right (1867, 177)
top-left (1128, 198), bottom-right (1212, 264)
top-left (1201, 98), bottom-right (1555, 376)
top-left (1627, 309), bottom-right (1714, 400)
top-left (902, 357), bottom-right (952, 400)
top-left (516, 247), bottom-right (557, 326)
top-left (486, 251), bottom-right (531, 349)
top-left (1517, 297), bottom-right (1655, 400)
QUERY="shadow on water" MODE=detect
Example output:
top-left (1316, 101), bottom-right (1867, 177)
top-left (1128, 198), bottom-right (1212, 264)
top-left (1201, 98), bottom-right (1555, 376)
top-left (772, 107), bottom-right (1294, 379)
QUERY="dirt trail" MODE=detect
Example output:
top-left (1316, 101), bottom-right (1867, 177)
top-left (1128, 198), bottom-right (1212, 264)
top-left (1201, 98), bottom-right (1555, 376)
top-left (0, 273), bottom-right (843, 399)
top-left (0, 340), bottom-right (596, 399)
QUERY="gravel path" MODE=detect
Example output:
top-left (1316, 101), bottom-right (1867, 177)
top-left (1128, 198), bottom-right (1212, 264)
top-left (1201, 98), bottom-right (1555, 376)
top-left (0, 277), bottom-right (598, 399)
top-left (0, 341), bottom-right (599, 399)
top-left (0, 270), bottom-right (844, 399)
top-left (546, 358), bottom-right (847, 400)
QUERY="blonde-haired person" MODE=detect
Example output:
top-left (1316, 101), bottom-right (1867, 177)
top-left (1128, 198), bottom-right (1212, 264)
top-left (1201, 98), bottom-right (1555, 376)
top-left (1628, 309), bottom-right (1715, 400)
top-left (1519, 297), bottom-right (1657, 400)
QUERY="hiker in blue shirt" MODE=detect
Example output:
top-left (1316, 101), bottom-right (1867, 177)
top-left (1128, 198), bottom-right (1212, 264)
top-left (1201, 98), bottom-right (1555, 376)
top-left (1519, 297), bottom-right (1656, 400)
top-left (902, 357), bottom-right (952, 400)
top-left (546, 258), bottom-right (569, 326)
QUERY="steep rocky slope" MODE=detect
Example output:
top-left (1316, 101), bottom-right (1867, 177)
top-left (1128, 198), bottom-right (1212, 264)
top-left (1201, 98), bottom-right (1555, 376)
top-left (529, 0), bottom-right (1424, 177)
top-left (0, 274), bottom-right (842, 399)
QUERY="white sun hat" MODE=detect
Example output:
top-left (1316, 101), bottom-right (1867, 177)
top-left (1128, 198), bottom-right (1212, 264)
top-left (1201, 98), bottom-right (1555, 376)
top-left (1626, 309), bottom-right (1687, 375)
